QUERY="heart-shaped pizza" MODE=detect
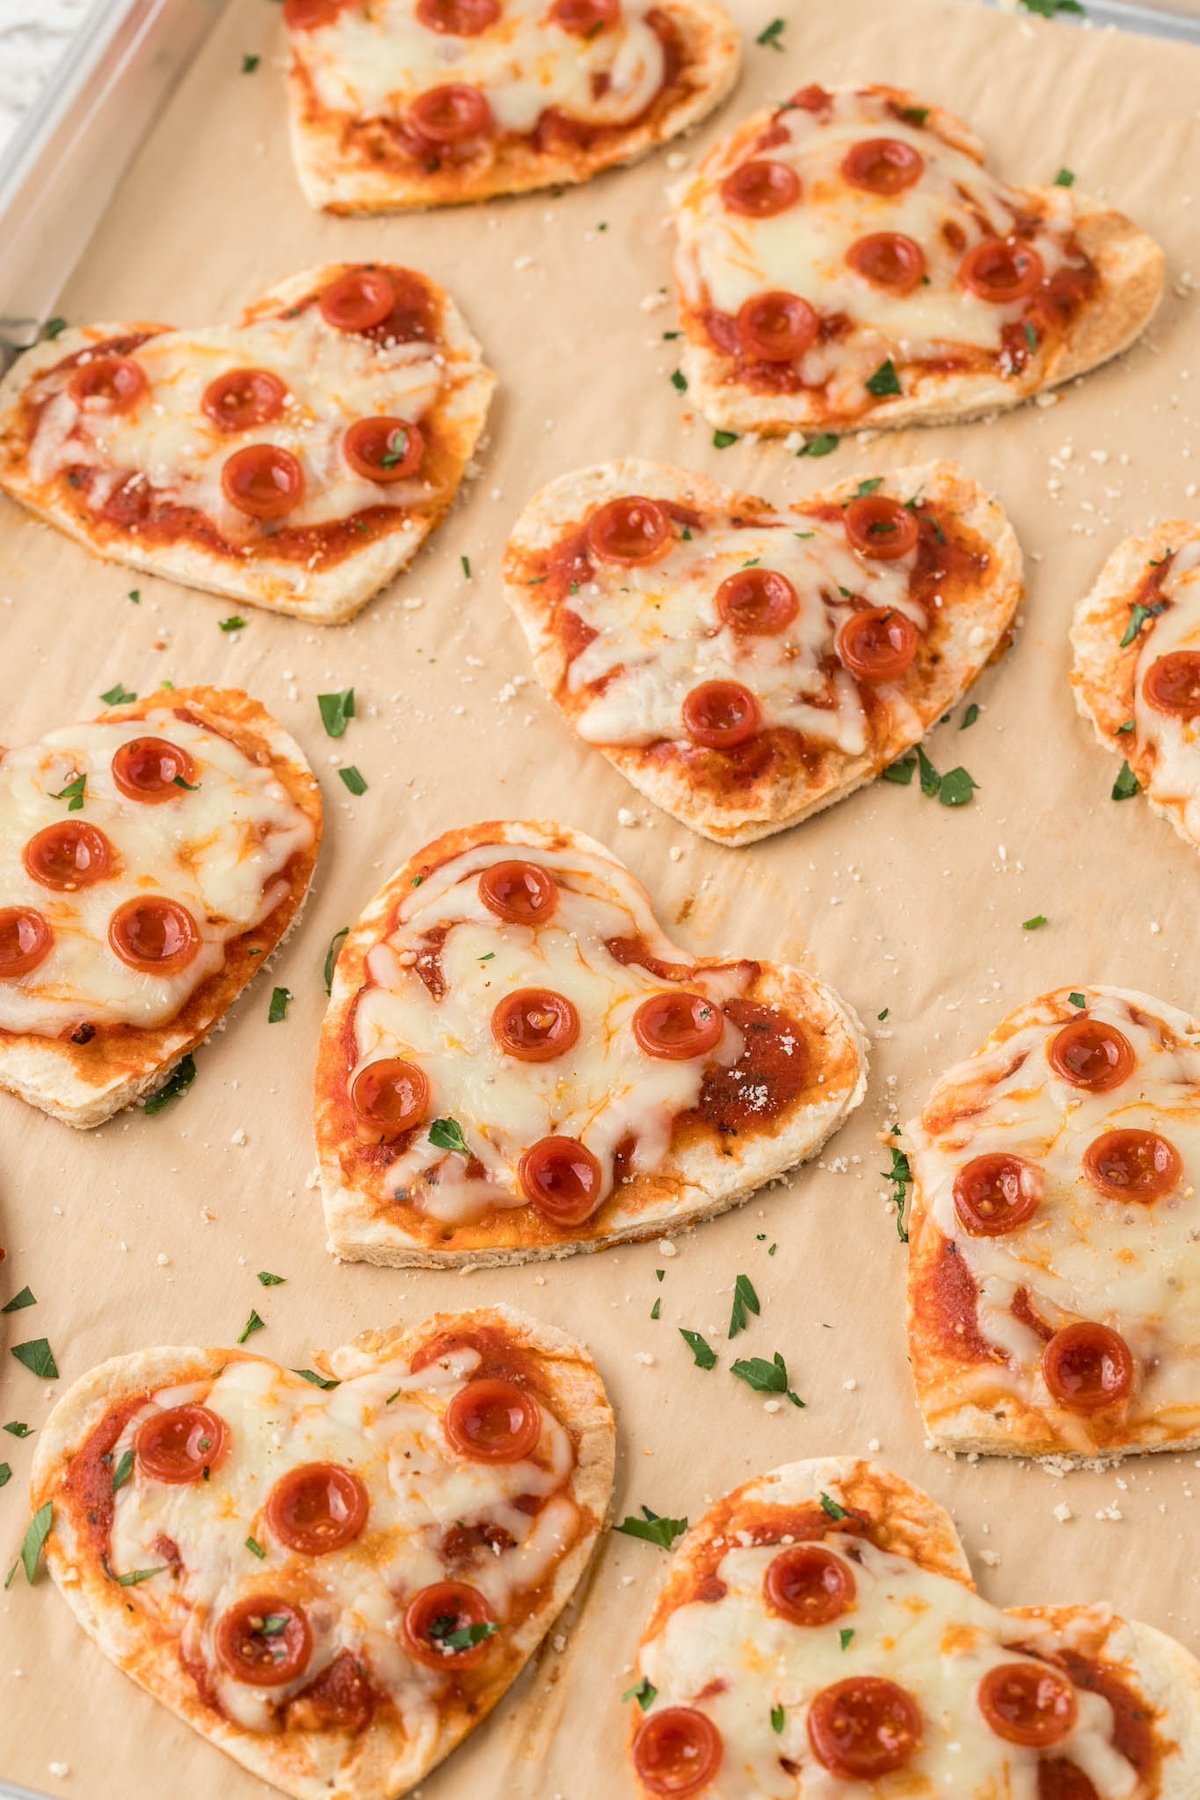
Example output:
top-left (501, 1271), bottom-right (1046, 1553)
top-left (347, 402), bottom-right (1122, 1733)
top-left (0, 263), bottom-right (494, 623)
top-left (671, 82), bottom-right (1164, 439)
top-left (0, 686), bottom-right (320, 1127)
top-left (315, 819), bottom-right (867, 1265)
top-left (903, 985), bottom-right (1200, 1461)
top-left (29, 1305), bottom-right (614, 1800)
top-left (1072, 523), bottom-right (1200, 851)
top-left (282, 0), bottom-right (741, 213)
top-left (503, 458), bottom-right (1021, 844)
top-left (627, 1456), bottom-right (1200, 1797)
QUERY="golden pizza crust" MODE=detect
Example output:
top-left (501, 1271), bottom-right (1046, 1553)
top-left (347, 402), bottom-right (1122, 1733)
top-left (903, 984), bottom-right (1200, 1461)
top-left (503, 457), bottom-right (1023, 843)
top-left (0, 686), bottom-right (322, 1129)
top-left (315, 818), bottom-right (868, 1266)
top-left (30, 1304), bottom-right (615, 1800)
top-left (629, 1458), bottom-right (1200, 1799)
top-left (674, 86), bottom-right (1164, 438)
top-left (285, 0), bottom-right (741, 214)
top-left (0, 264), bottom-right (495, 624)
top-left (1071, 520), bottom-right (1200, 854)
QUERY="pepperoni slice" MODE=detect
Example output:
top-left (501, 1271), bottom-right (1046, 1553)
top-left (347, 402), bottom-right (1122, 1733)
top-left (846, 232), bottom-right (926, 293)
top-left (1046, 1018), bottom-right (1135, 1093)
top-left (215, 1597), bottom-right (312, 1687)
top-left (764, 1545), bottom-right (856, 1626)
top-left (417, 0), bottom-right (500, 31)
top-left (715, 568), bottom-right (798, 635)
top-left (586, 496), bottom-right (671, 566)
top-left (519, 1136), bottom-right (604, 1226)
top-left (550, 0), bottom-right (620, 31)
top-left (478, 860), bottom-right (558, 925)
top-left (404, 1580), bottom-right (496, 1669)
top-left (221, 445), bottom-right (305, 521)
top-left (960, 238), bottom-right (1045, 304)
top-left (283, 0), bottom-right (344, 24)
top-left (0, 908), bottom-right (52, 979)
top-left (1082, 1129), bottom-right (1181, 1203)
top-left (111, 736), bottom-right (199, 804)
top-left (978, 1662), bottom-right (1078, 1748)
top-left (108, 897), bottom-right (200, 975)
top-left (23, 822), bottom-right (114, 891)
top-left (632, 1707), bottom-right (723, 1797)
top-left (837, 609), bottom-right (919, 683)
top-left (1144, 651), bottom-right (1200, 718)
top-left (136, 1404), bottom-right (228, 1483)
top-left (953, 1153), bottom-right (1043, 1236)
top-left (633, 992), bottom-right (724, 1061)
top-left (807, 1677), bottom-right (923, 1779)
top-left (201, 369), bottom-right (287, 433)
top-left (735, 291), bottom-right (818, 363)
top-left (681, 680), bottom-right (762, 750)
top-left (444, 1378), bottom-right (542, 1463)
top-left (320, 268), bottom-right (396, 333)
top-left (266, 1463), bottom-right (369, 1555)
top-left (491, 988), bottom-right (580, 1062)
top-left (842, 138), bottom-right (924, 195)
top-left (843, 495), bottom-right (920, 561)
top-left (342, 417), bottom-right (424, 483)
top-left (1042, 1322), bottom-right (1134, 1413)
top-left (349, 1059), bottom-right (429, 1138)
top-left (410, 84), bottom-right (493, 145)
top-left (70, 356), bottom-right (147, 412)
top-left (720, 159), bottom-right (801, 217)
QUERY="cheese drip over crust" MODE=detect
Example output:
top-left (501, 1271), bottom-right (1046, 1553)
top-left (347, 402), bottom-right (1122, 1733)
top-left (351, 836), bottom-right (752, 1224)
top-left (108, 1344), bottom-right (579, 1737)
top-left (906, 987), bottom-right (1200, 1451)
top-left (0, 710), bottom-right (315, 1035)
top-left (295, 0), bottom-right (667, 137)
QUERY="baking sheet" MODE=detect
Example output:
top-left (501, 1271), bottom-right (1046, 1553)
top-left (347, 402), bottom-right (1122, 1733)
top-left (2, 0), bottom-right (1200, 1793)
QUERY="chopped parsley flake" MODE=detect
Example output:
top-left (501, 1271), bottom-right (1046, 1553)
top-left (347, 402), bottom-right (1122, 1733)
top-left (1120, 601), bottom-right (1164, 647)
top-left (115, 1565), bottom-right (167, 1587)
top-left (338, 765), bottom-right (367, 796)
top-left (1022, 915), bottom-right (1047, 931)
top-left (429, 1116), bottom-right (469, 1155)
top-left (317, 688), bottom-right (355, 738)
top-left (1054, 166), bottom-right (1076, 186)
top-left (854, 477), bottom-right (883, 497)
top-left (241, 52), bottom-right (260, 72)
top-left (99, 683), bottom-right (136, 707)
top-left (267, 986), bottom-right (292, 1024)
top-left (713, 430), bottom-right (738, 449)
top-left (111, 1449), bottom-right (134, 1492)
top-left (883, 1140), bottom-right (911, 1242)
top-left (1, 1287), bottom-right (35, 1314)
top-left (246, 1536), bottom-right (266, 1559)
top-left (50, 773), bottom-right (86, 812)
top-left (1019, 0), bottom-right (1084, 15)
top-left (624, 1677), bottom-right (658, 1711)
top-left (1068, 992), bottom-right (1087, 1009)
top-left (218, 615), bottom-right (246, 632)
top-left (670, 369), bottom-right (687, 392)
top-left (866, 359), bottom-right (901, 398)
top-left (42, 317), bottom-right (68, 340)
top-left (728, 1272), bottom-right (760, 1339)
top-left (144, 1054), bottom-right (196, 1114)
top-left (756, 16), bottom-right (786, 47)
top-left (293, 1369), bottom-right (339, 1390)
top-left (840, 1627), bottom-right (855, 1649)
top-left (1111, 759), bottom-right (1140, 801)
top-left (323, 926), bottom-right (349, 994)
top-left (771, 1703), bottom-right (785, 1733)
top-left (20, 1503), bottom-right (53, 1583)
top-left (237, 1310), bottom-right (265, 1345)
top-left (679, 1328), bottom-right (717, 1370)
top-left (730, 1351), bottom-right (804, 1406)
top-left (11, 1338), bottom-right (58, 1380)
top-left (614, 1508), bottom-right (688, 1550)
top-left (257, 1271), bottom-right (286, 1287)
top-left (820, 1492), bottom-right (848, 1522)
top-left (960, 703), bottom-right (980, 730)
top-left (798, 433), bottom-right (839, 457)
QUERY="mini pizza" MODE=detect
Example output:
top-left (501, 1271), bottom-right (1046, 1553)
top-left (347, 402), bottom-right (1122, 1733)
top-left (30, 1304), bottom-right (614, 1800)
top-left (672, 82), bottom-right (1164, 438)
top-left (282, 0), bottom-right (740, 214)
top-left (0, 263), bottom-right (494, 623)
top-left (0, 686), bottom-right (320, 1127)
top-left (628, 1456), bottom-right (1200, 1798)
top-left (1072, 523), bottom-right (1200, 851)
top-left (903, 985), bottom-right (1200, 1461)
top-left (315, 819), bottom-right (866, 1265)
top-left (503, 458), bottom-right (1021, 844)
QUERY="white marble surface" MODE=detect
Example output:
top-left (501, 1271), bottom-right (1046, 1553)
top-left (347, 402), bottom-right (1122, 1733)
top-left (0, 0), bottom-right (93, 160)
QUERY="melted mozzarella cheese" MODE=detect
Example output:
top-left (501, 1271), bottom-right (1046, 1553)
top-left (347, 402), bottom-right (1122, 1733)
top-left (906, 990), bottom-right (1200, 1440)
top-left (675, 88), bottom-right (1078, 412)
top-left (564, 505), bottom-right (926, 755)
top-left (27, 310), bottom-right (448, 539)
top-left (297, 0), bottom-right (666, 136)
top-left (352, 837), bottom-right (750, 1224)
top-left (1134, 535), bottom-right (1200, 839)
top-left (109, 1345), bottom-right (578, 1736)
top-left (0, 710), bottom-right (314, 1034)
top-left (640, 1514), bottom-right (1135, 1797)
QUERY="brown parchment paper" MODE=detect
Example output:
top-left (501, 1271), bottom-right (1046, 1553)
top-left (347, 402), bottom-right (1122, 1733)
top-left (2, 1), bottom-right (1200, 1793)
